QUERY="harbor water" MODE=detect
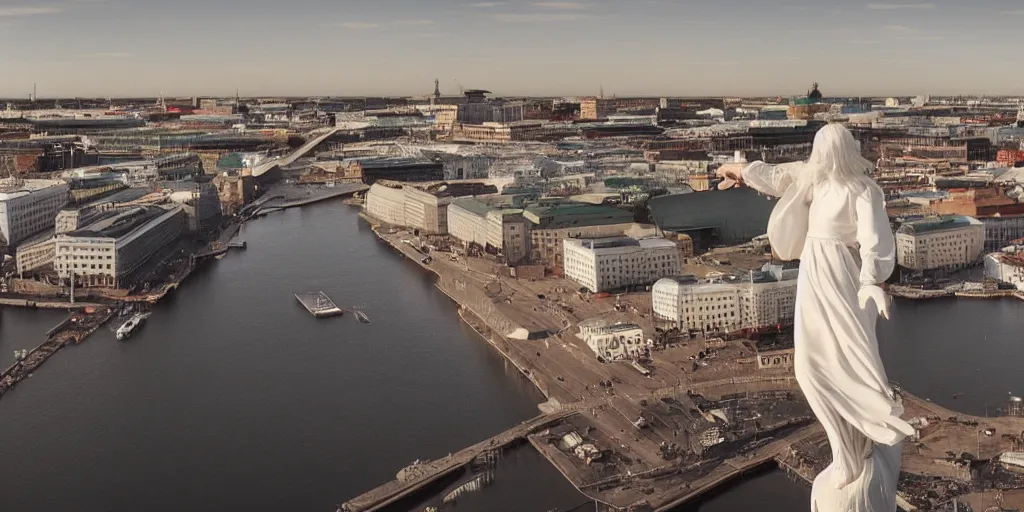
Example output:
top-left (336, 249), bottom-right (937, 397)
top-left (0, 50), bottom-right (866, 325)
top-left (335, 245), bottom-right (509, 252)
top-left (1, 200), bottom-right (1022, 511)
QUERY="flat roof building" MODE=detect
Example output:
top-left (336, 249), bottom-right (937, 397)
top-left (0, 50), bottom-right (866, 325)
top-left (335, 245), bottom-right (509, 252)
top-left (523, 202), bottom-right (639, 268)
top-left (54, 206), bottom-right (186, 288)
top-left (652, 263), bottom-right (798, 333)
top-left (0, 178), bottom-right (69, 253)
top-left (896, 215), bottom-right (985, 272)
top-left (564, 236), bottom-right (682, 293)
top-left (346, 157), bottom-right (444, 185)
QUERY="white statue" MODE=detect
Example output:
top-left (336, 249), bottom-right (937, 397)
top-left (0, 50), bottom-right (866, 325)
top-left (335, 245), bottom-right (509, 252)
top-left (718, 124), bottom-right (913, 512)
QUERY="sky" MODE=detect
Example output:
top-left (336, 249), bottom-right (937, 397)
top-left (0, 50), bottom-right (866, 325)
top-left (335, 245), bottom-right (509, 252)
top-left (2, 0), bottom-right (1024, 98)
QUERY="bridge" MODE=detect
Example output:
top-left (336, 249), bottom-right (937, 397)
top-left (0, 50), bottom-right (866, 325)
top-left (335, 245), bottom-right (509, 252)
top-left (340, 410), bottom-right (574, 512)
top-left (251, 127), bottom-right (341, 177)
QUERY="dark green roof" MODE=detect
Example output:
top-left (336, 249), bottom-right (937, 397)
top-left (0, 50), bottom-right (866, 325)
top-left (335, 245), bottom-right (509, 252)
top-left (897, 215), bottom-right (980, 235)
top-left (523, 203), bottom-right (634, 229)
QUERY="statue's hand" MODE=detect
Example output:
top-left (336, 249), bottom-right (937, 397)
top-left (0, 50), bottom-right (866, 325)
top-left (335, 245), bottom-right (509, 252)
top-left (716, 163), bottom-right (745, 190)
top-left (857, 285), bottom-right (891, 320)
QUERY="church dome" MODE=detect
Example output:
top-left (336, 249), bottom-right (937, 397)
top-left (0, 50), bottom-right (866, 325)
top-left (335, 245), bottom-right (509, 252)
top-left (808, 82), bottom-right (823, 100)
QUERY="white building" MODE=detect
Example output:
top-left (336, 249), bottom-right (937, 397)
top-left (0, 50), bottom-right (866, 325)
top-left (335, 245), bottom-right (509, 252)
top-left (15, 231), bottom-right (56, 276)
top-left (984, 249), bottom-right (1024, 291)
top-left (447, 197), bottom-right (492, 247)
top-left (576, 321), bottom-right (646, 362)
top-left (0, 178), bottom-right (69, 251)
top-left (364, 182), bottom-right (499, 236)
top-left (1001, 452), bottom-right (1024, 470)
top-left (447, 197), bottom-right (532, 265)
top-left (363, 183), bottom-right (407, 227)
top-left (652, 264), bottom-right (798, 333)
top-left (563, 237), bottom-right (681, 292)
top-left (896, 216), bottom-right (985, 271)
top-left (55, 206), bottom-right (186, 288)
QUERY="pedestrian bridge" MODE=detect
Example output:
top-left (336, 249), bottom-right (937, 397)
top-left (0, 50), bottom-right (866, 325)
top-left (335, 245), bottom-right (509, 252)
top-left (251, 127), bottom-right (340, 177)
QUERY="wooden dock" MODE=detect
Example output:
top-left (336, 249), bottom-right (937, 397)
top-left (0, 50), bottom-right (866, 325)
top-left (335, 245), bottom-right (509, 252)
top-left (295, 291), bottom-right (344, 318)
top-left (340, 411), bottom-right (574, 512)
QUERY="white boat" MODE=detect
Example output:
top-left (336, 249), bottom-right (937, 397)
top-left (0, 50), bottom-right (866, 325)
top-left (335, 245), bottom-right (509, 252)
top-left (116, 313), bottom-right (149, 341)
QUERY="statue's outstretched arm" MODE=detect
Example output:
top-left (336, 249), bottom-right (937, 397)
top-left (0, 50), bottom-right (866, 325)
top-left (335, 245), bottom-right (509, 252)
top-left (741, 161), bottom-right (801, 198)
top-left (855, 183), bottom-right (896, 288)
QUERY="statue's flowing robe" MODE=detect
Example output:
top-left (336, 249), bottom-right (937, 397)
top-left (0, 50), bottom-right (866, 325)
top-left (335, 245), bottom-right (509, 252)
top-left (743, 162), bottom-right (914, 512)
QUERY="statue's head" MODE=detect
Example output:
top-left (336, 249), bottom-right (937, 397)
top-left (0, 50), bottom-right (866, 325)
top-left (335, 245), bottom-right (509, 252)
top-left (803, 123), bottom-right (874, 187)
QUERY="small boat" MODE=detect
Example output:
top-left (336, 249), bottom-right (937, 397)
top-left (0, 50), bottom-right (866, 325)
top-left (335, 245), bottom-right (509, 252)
top-left (353, 310), bottom-right (371, 324)
top-left (116, 312), bottom-right (150, 341)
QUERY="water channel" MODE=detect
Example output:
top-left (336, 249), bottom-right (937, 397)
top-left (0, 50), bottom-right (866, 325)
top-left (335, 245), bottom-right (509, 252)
top-left (1, 200), bottom-right (1020, 511)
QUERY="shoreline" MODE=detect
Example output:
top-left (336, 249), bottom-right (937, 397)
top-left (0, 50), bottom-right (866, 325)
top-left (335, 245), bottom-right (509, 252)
top-left (889, 284), bottom-right (1024, 302)
top-left (353, 208), bottom-right (1024, 512)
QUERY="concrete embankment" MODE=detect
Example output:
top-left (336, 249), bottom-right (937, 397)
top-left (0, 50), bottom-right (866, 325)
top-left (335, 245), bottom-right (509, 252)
top-left (889, 284), bottom-right (1024, 302)
top-left (259, 183), bottom-right (368, 213)
top-left (364, 220), bottom-right (559, 402)
top-left (0, 297), bottom-right (106, 309)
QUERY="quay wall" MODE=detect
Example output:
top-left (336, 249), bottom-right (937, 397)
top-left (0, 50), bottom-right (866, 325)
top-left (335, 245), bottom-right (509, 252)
top-left (435, 273), bottom-right (524, 340)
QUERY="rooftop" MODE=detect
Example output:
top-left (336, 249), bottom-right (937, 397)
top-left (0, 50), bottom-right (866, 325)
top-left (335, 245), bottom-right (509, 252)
top-left (569, 236), bottom-right (678, 251)
top-left (0, 178), bottom-right (66, 201)
top-left (357, 157), bottom-right (441, 170)
top-left (65, 206), bottom-right (172, 240)
top-left (583, 322), bottom-right (643, 334)
top-left (897, 215), bottom-right (982, 235)
top-left (523, 202), bottom-right (634, 229)
top-left (450, 197), bottom-right (497, 217)
top-left (0, 178), bottom-right (65, 193)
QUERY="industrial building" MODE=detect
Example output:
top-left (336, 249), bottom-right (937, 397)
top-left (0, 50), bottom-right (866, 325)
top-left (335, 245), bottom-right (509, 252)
top-left (54, 206), bottom-right (186, 288)
top-left (896, 216), bottom-right (986, 272)
top-left (648, 187), bottom-right (778, 253)
top-left (563, 236), bottom-right (681, 293)
top-left (344, 157), bottom-right (444, 185)
top-left (67, 168), bottom-right (128, 205)
top-left (652, 264), bottom-right (798, 332)
top-left (0, 137), bottom-right (97, 175)
top-left (0, 178), bottom-right (69, 252)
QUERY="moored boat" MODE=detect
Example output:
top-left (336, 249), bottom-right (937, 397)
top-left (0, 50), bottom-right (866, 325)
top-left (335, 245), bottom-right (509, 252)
top-left (116, 313), bottom-right (150, 340)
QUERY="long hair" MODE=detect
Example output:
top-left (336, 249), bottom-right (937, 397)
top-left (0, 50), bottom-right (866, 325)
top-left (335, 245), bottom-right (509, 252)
top-left (797, 123), bottom-right (875, 192)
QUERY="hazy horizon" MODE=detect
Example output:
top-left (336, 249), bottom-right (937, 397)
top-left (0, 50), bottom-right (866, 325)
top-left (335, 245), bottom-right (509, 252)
top-left (3, 0), bottom-right (1024, 99)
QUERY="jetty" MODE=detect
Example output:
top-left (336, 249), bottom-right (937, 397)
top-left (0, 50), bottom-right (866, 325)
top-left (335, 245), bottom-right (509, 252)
top-left (295, 291), bottom-right (344, 318)
top-left (340, 411), bottom-right (574, 512)
top-left (0, 308), bottom-right (115, 399)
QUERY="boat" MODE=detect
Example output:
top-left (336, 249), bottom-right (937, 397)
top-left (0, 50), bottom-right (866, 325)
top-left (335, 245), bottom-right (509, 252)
top-left (116, 312), bottom-right (150, 340)
top-left (353, 310), bottom-right (371, 324)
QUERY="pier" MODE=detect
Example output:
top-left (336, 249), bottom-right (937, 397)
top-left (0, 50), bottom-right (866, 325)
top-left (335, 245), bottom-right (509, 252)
top-left (340, 411), bottom-right (574, 512)
top-left (295, 291), bottom-right (344, 318)
top-left (0, 308), bottom-right (115, 399)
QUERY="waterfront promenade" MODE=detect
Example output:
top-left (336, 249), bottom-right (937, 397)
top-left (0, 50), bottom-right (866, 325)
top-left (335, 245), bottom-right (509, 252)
top-left (352, 214), bottom-right (1024, 511)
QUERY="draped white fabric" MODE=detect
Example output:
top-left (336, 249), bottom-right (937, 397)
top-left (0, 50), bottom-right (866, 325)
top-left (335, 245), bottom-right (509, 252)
top-left (742, 160), bottom-right (913, 512)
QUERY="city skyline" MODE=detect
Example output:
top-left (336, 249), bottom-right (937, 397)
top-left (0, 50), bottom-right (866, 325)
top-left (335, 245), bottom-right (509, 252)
top-left (2, 0), bottom-right (1024, 98)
